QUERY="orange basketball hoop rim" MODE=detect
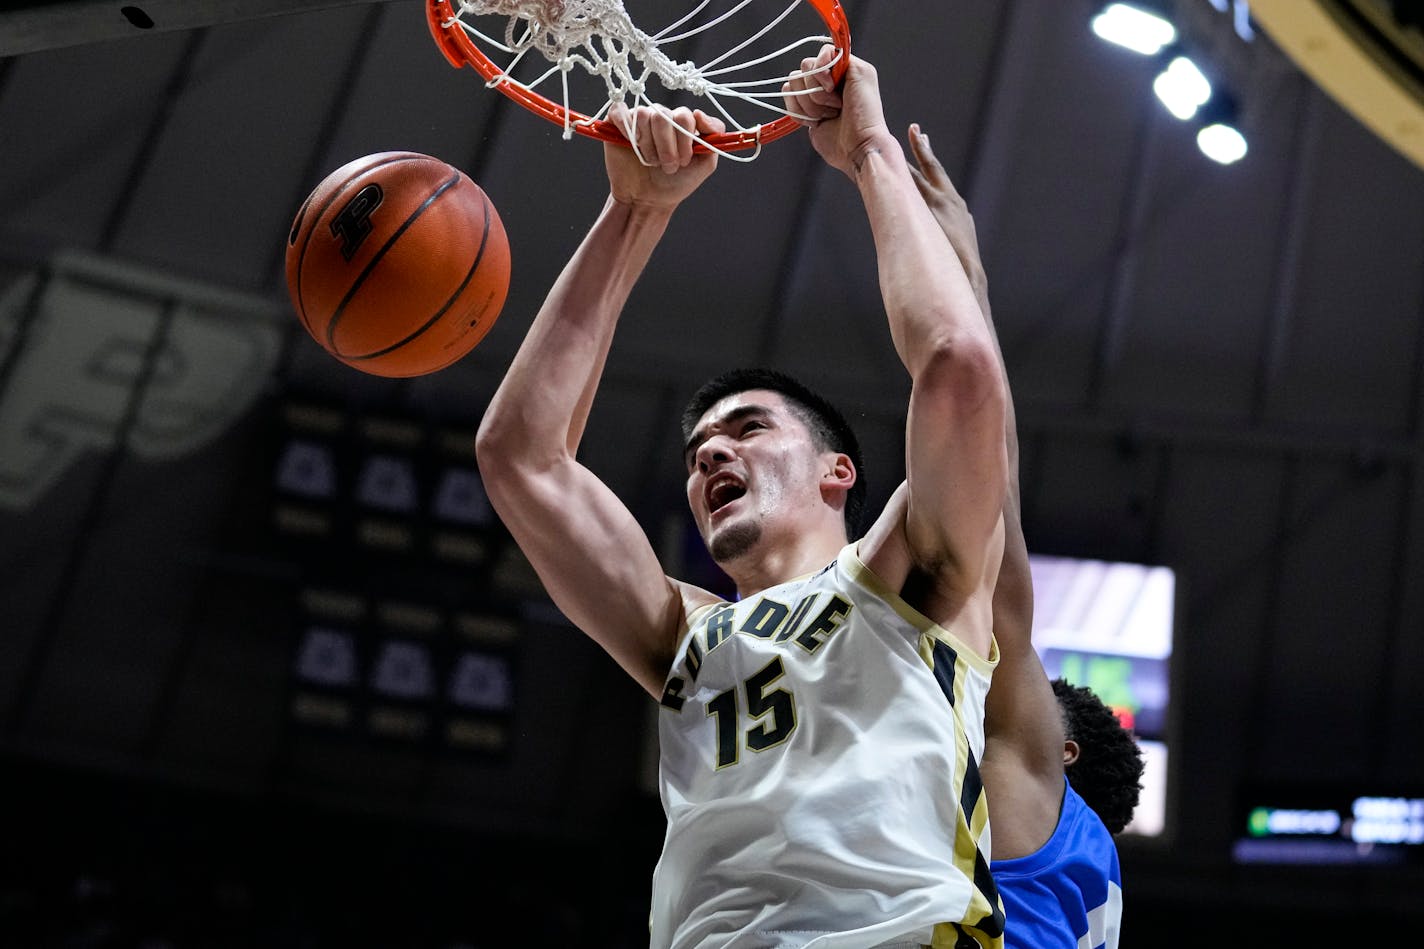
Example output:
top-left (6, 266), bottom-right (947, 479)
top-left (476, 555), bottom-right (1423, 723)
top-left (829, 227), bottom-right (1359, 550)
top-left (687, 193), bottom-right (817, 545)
top-left (426, 0), bottom-right (851, 153)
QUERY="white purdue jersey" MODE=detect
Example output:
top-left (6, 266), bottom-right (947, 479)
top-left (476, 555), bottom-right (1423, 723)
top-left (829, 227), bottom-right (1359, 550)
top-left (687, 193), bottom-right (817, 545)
top-left (650, 543), bottom-right (1004, 949)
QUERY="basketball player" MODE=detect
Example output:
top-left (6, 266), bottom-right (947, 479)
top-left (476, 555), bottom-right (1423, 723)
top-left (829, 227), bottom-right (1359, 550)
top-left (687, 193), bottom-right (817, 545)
top-left (907, 125), bottom-right (1146, 949)
top-left (475, 49), bottom-right (1009, 949)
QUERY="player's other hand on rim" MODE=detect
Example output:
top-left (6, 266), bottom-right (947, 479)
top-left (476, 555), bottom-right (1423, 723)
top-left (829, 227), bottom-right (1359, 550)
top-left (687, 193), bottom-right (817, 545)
top-left (783, 46), bottom-right (891, 178)
top-left (606, 103), bottom-right (725, 210)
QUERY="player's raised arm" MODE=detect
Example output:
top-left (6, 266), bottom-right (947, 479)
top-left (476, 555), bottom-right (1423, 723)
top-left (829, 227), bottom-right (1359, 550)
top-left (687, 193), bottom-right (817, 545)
top-left (909, 123), bottom-right (1068, 844)
top-left (475, 105), bottom-right (726, 696)
top-left (786, 50), bottom-right (1008, 658)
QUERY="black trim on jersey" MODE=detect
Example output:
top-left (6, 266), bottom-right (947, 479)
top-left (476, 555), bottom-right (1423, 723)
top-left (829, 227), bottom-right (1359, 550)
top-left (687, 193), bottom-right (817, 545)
top-left (960, 748), bottom-right (984, 814)
top-left (972, 851), bottom-right (1006, 938)
top-left (931, 639), bottom-right (1004, 941)
top-left (950, 923), bottom-right (983, 948)
top-left (931, 639), bottom-right (958, 707)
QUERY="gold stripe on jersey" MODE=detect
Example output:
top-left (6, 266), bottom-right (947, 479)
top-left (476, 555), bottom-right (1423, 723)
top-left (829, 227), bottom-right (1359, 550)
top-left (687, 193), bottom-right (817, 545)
top-left (843, 547), bottom-right (1000, 673)
top-left (924, 635), bottom-right (1005, 948)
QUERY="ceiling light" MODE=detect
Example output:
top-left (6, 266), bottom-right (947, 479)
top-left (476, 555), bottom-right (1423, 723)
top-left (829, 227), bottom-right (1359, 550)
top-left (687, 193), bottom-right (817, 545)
top-left (1194, 91), bottom-right (1248, 164)
top-left (1153, 55), bottom-right (1212, 120)
top-left (1091, 3), bottom-right (1178, 55)
top-left (1198, 123), bottom-right (1248, 163)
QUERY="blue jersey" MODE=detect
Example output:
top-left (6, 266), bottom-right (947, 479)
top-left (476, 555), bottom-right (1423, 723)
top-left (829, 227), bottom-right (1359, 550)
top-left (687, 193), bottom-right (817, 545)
top-left (990, 778), bottom-right (1123, 949)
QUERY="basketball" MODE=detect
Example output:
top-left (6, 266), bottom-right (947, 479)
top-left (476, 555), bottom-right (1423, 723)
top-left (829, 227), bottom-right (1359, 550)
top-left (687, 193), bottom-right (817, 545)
top-left (285, 151), bottom-right (511, 377)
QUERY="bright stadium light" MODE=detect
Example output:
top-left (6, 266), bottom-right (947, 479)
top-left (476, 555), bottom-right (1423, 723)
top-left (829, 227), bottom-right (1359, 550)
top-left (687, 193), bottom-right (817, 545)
top-left (1091, 2), bottom-right (1178, 55)
top-left (1152, 55), bottom-right (1212, 120)
top-left (1198, 122), bottom-right (1248, 164)
top-left (1193, 90), bottom-right (1248, 164)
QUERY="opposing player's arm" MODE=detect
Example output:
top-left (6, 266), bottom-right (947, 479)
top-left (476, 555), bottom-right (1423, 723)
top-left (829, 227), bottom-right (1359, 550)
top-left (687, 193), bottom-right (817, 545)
top-left (476, 106), bottom-right (726, 697)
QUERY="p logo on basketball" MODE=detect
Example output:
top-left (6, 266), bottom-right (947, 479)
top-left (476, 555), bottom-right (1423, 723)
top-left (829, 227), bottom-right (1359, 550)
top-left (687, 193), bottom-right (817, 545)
top-left (331, 183), bottom-right (383, 261)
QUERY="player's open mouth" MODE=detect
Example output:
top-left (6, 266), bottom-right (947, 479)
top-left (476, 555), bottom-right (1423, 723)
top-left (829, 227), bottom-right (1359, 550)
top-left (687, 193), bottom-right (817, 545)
top-left (706, 475), bottom-right (745, 515)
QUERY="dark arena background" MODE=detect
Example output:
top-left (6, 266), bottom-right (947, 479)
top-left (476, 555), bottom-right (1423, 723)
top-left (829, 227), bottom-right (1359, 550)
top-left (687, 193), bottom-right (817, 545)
top-left (3, 1), bottom-right (1424, 945)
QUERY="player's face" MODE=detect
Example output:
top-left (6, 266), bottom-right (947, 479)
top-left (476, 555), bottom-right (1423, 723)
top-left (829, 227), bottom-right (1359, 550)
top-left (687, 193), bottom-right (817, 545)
top-left (683, 390), bottom-right (828, 564)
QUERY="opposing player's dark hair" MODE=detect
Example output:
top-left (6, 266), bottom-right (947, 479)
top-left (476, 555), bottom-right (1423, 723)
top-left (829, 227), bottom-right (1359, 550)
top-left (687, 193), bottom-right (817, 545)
top-left (682, 368), bottom-right (866, 535)
top-left (1053, 678), bottom-right (1146, 835)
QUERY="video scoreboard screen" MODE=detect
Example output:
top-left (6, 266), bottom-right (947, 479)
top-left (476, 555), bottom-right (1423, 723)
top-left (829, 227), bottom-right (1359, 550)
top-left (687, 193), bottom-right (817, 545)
top-left (1234, 790), bottom-right (1424, 866)
top-left (1029, 553), bottom-right (1176, 839)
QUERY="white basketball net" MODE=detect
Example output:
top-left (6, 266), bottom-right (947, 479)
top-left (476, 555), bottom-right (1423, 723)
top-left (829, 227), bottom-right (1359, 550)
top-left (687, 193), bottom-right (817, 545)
top-left (441, 0), bottom-right (843, 161)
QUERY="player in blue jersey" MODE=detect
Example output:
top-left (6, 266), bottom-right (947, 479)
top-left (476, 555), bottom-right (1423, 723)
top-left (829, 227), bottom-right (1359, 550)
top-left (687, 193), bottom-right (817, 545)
top-left (477, 49), bottom-right (1011, 948)
top-left (907, 126), bottom-right (1146, 949)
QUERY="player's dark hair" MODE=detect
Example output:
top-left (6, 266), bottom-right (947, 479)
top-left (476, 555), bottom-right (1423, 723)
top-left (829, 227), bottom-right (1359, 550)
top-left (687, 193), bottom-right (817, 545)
top-left (1053, 678), bottom-right (1146, 835)
top-left (681, 368), bottom-right (866, 536)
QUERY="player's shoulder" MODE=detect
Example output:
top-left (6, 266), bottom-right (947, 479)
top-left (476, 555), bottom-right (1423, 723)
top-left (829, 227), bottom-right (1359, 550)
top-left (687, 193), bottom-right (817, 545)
top-left (855, 483), bottom-right (913, 583)
top-left (669, 576), bottom-right (728, 630)
top-left (856, 483), bottom-right (997, 659)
